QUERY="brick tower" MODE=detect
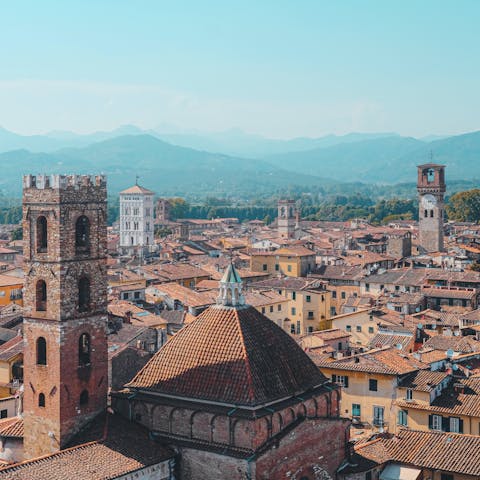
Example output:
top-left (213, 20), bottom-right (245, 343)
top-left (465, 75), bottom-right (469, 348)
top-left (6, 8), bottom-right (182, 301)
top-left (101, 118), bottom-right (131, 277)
top-left (417, 164), bottom-right (446, 253)
top-left (22, 174), bottom-right (108, 459)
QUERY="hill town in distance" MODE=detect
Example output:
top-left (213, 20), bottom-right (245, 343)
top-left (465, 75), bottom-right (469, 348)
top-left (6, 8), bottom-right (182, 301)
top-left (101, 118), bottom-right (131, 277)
top-left (0, 159), bottom-right (477, 480)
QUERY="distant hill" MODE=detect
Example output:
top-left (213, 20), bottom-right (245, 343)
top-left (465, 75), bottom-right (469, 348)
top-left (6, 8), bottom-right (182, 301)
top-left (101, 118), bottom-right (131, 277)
top-left (0, 135), bottom-right (333, 196)
top-left (156, 129), bottom-right (400, 158)
top-left (264, 131), bottom-right (480, 184)
top-left (0, 125), bottom-right (405, 158)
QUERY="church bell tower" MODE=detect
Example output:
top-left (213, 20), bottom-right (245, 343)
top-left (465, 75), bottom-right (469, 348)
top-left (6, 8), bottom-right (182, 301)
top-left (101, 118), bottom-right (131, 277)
top-left (22, 174), bottom-right (108, 459)
top-left (417, 164), bottom-right (446, 253)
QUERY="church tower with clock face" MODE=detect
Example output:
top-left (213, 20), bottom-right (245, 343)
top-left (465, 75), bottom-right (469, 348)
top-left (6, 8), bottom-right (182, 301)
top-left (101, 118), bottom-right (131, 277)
top-left (417, 163), bottom-right (446, 252)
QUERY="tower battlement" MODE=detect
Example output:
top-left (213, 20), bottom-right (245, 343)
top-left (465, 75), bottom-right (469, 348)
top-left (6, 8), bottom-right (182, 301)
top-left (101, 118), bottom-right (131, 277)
top-left (23, 174), bottom-right (106, 190)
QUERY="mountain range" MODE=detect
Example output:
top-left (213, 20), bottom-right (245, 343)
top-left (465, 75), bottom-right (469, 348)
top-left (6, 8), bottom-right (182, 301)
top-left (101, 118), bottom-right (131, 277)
top-left (0, 125), bottom-right (479, 197)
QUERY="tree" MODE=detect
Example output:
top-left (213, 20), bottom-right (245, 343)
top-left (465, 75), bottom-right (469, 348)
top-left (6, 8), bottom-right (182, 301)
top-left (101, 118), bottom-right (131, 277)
top-left (169, 198), bottom-right (190, 220)
top-left (447, 189), bottom-right (480, 223)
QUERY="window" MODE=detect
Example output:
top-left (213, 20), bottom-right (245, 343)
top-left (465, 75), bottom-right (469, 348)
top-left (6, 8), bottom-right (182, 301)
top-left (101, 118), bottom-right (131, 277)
top-left (291, 307), bottom-right (296, 315)
top-left (406, 389), bottom-right (413, 401)
top-left (277, 304), bottom-right (281, 311)
top-left (292, 292), bottom-right (296, 300)
top-left (346, 325), bottom-right (352, 332)
top-left (306, 295), bottom-right (311, 303)
top-left (36, 337), bottom-right (47, 365)
top-left (365, 283), bottom-right (370, 292)
top-left (36, 216), bottom-right (48, 252)
top-left (307, 326), bottom-right (313, 333)
top-left (122, 292), bottom-right (129, 300)
top-left (36, 280), bottom-right (47, 311)
top-left (290, 324), bottom-right (295, 334)
top-left (80, 390), bottom-right (89, 405)
top-left (0, 410), bottom-right (7, 419)
top-left (352, 404), bottom-right (361, 417)
top-left (424, 209), bottom-right (428, 218)
top-left (450, 417), bottom-right (462, 433)
top-left (431, 414), bottom-right (442, 431)
top-left (296, 321), bottom-right (301, 334)
top-left (356, 325), bottom-right (362, 332)
top-left (440, 475), bottom-right (453, 480)
top-left (369, 379), bottom-right (378, 391)
top-left (78, 277), bottom-right (90, 312)
top-left (287, 265), bottom-right (292, 272)
top-left (75, 216), bottom-right (90, 251)
top-left (261, 307), bottom-right (266, 314)
top-left (398, 409), bottom-right (408, 426)
top-left (430, 210), bottom-right (434, 218)
top-left (332, 291), bottom-right (337, 299)
top-left (365, 472), bottom-right (372, 480)
top-left (332, 374), bottom-right (349, 388)
top-left (270, 306), bottom-right (273, 313)
top-left (134, 291), bottom-right (140, 299)
top-left (373, 406), bottom-right (384, 426)
top-left (78, 333), bottom-right (91, 366)
top-left (278, 290), bottom-right (282, 295)
top-left (39, 393), bottom-right (45, 407)
top-left (275, 263), bottom-right (279, 271)
top-left (262, 264), bottom-right (267, 271)
top-left (341, 291), bottom-right (346, 299)
top-left (368, 326), bottom-right (374, 334)
top-left (308, 311), bottom-right (314, 319)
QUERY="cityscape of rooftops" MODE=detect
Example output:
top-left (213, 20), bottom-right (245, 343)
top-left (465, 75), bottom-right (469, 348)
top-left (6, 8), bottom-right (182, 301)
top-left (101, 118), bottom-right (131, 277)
top-left (0, 2), bottom-right (479, 480)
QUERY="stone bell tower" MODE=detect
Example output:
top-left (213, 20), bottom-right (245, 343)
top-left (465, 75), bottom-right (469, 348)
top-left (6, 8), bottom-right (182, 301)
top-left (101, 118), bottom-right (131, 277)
top-left (22, 174), bottom-right (108, 459)
top-left (277, 199), bottom-right (296, 238)
top-left (417, 164), bottom-right (446, 253)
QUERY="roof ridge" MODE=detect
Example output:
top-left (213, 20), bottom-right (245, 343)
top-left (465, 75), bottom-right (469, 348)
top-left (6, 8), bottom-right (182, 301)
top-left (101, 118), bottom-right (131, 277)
top-left (234, 309), bottom-right (256, 404)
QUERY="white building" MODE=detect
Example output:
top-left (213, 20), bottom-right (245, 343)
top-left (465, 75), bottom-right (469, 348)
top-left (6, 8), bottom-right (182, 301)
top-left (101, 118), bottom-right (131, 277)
top-left (119, 184), bottom-right (155, 254)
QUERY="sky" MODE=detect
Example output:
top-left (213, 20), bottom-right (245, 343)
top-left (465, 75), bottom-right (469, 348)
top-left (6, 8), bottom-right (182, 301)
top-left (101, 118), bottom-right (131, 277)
top-left (0, 0), bottom-right (479, 139)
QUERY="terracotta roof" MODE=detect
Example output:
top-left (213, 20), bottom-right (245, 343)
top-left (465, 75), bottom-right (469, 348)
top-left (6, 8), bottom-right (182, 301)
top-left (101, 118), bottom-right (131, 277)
top-left (0, 417), bottom-right (23, 438)
top-left (0, 336), bottom-right (23, 361)
top-left (314, 346), bottom-right (426, 375)
top-left (128, 304), bottom-right (327, 406)
top-left (423, 335), bottom-right (480, 353)
top-left (119, 184), bottom-right (155, 195)
top-left (397, 377), bottom-right (480, 417)
top-left (368, 332), bottom-right (413, 352)
top-left (398, 370), bottom-right (450, 392)
top-left (387, 429), bottom-right (480, 476)
top-left (0, 414), bottom-right (173, 480)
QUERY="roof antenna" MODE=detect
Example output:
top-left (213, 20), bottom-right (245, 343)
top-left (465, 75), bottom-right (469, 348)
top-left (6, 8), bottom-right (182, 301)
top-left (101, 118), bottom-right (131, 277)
top-left (430, 150), bottom-right (434, 162)
top-left (135, 174), bottom-right (140, 185)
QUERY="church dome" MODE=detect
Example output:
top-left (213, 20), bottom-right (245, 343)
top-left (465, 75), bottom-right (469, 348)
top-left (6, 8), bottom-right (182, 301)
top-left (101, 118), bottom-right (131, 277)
top-left (128, 305), bottom-right (327, 407)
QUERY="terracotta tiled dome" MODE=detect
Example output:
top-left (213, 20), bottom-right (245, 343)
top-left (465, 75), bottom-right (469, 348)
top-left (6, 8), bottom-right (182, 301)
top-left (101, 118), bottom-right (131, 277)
top-left (128, 304), bottom-right (327, 406)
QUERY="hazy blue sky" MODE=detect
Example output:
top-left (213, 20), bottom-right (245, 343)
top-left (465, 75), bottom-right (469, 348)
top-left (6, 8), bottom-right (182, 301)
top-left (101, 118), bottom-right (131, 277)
top-left (1, 1), bottom-right (479, 138)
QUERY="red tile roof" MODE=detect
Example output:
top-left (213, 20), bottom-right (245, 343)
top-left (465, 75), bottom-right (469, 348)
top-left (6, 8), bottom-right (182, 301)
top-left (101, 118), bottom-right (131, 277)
top-left (0, 417), bottom-right (23, 438)
top-left (128, 304), bottom-right (327, 406)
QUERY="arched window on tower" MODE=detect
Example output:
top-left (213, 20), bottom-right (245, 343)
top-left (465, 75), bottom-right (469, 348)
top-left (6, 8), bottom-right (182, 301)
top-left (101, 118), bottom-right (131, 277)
top-left (78, 333), bottom-right (91, 366)
top-left (430, 210), bottom-right (434, 218)
top-left (424, 210), bottom-right (428, 218)
top-left (80, 390), bottom-right (89, 406)
top-left (36, 280), bottom-right (47, 311)
top-left (36, 337), bottom-right (47, 365)
top-left (75, 216), bottom-right (90, 252)
top-left (78, 277), bottom-right (90, 312)
top-left (427, 168), bottom-right (435, 183)
top-left (36, 216), bottom-right (48, 253)
top-left (38, 393), bottom-right (45, 407)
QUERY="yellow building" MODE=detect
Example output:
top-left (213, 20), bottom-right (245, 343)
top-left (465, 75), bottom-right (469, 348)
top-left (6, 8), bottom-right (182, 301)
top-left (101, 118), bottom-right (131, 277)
top-left (0, 275), bottom-right (23, 308)
top-left (314, 346), bottom-right (425, 431)
top-left (395, 376), bottom-right (480, 435)
top-left (0, 336), bottom-right (23, 398)
top-left (249, 277), bottom-right (331, 333)
top-left (330, 309), bottom-right (379, 347)
top-left (250, 246), bottom-right (316, 277)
